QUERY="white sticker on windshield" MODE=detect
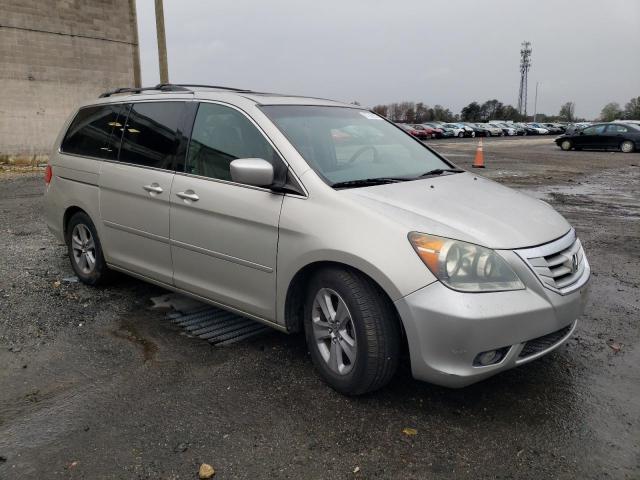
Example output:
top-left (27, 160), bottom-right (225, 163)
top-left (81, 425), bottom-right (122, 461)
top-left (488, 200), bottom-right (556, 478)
top-left (360, 111), bottom-right (382, 120)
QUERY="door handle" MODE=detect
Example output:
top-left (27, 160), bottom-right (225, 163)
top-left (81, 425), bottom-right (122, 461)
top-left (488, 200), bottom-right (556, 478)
top-left (143, 183), bottom-right (163, 194)
top-left (176, 190), bottom-right (199, 202)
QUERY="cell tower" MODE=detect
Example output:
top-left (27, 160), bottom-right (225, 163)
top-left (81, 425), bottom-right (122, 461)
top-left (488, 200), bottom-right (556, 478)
top-left (517, 41), bottom-right (532, 117)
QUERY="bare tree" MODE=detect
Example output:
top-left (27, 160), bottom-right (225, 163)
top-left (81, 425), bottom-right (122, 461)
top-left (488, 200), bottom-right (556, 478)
top-left (371, 105), bottom-right (389, 117)
top-left (559, 102), bottom-right (576, 122)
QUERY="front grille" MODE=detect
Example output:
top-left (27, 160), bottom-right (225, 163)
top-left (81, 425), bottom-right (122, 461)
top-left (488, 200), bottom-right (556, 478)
top-left (515, 229), bottom-right (589, 295)
top-left (519, 324), bottom-right (572, 358)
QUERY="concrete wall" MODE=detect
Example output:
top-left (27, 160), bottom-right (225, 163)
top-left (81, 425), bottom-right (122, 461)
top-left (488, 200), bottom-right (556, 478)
top-left (0, 0), bottom-right (140, 162)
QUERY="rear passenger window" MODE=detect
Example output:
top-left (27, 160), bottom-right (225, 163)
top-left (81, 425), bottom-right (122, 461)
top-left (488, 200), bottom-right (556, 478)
top-left (61, 104), bottom-right (124, 159)
top-left (607, 124), bottom-right (628, 133)
top-left (118, 102), bottom-right (185, 169)
top-left (186, 103), bottom-right (282, 182)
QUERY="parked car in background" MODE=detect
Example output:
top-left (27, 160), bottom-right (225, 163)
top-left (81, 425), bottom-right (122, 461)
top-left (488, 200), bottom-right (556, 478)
top-left (509, 123), bottom-right (526, 135)
top-left (423, 123), bottom-right (455, 138)
top-left (513, 123), bottom-right (538, 135)
top-left (541, 123), bottom-right (564, 135)
top-left (438, 123), bottom-right (465, 138)
top-left (564, 123), bottom-right (591, 135)
top-left (412, 124), bottom-right (439, 139)
top-left (549, 123), bottom-right (566, 133)
top-left (397, 123), bottom-right (430, 140)
top-left (478, 123), bottom-right (503, 136)
top-left (462, 123), bottom-right (491, 137)
top-left (526, 123), bottom-right (550, 135)
top-left (555, 122), bottom-right (639, 153)
top-left (489, 122), bottom-right (517, 136)
top-left (443, 123), bottom-right (475, 138)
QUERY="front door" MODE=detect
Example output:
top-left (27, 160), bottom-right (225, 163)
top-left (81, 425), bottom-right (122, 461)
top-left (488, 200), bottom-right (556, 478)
top-left (170, 102), bottom-right (285, 320)
top-left (99, 101), bottom-right (188, 284)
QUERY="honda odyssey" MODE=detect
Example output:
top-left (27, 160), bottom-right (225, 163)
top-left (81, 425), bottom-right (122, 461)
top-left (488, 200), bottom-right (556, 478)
top-left (44, 84), bottom-right (590, 395)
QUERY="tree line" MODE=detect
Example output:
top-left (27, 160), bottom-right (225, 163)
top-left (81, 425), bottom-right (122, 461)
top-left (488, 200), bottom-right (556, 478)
top-left (369, 95), bottom-right (639, 124)
top-left (598, 96), bottom-right (640, 122)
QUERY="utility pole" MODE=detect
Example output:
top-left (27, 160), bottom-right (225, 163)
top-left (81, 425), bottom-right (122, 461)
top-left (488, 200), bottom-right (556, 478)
top-left (155, 0), bottom-right (169, 84)
top-left (129, 0), bottom-right (141, 87)
top-left (533, 82), bottom-right (539, 122)
top-left (517, 41), bottom-right (532, 118)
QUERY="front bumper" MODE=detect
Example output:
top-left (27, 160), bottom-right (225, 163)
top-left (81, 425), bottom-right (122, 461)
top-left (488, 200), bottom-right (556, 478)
top-left (395, 257), bottom-right (590, 388)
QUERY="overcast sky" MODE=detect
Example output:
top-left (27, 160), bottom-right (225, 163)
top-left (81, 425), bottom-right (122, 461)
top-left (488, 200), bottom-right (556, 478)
top-left (136, 0), bottom-right (640, 119)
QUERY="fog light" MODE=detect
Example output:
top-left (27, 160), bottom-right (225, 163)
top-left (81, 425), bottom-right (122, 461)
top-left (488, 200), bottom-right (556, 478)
top-left (473, 347), bottom-right (509, 367)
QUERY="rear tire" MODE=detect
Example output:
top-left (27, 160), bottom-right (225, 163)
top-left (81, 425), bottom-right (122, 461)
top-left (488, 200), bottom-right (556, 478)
top-left (560, 139), bottom-right (572, 151)
top-left (457, 132), bottom-right (464, 138)
top-left (303, 267), bottom-right (400, 395)
top-left (620, 140), bottom-right (635, 153)
top-left (65, 212), bottom-right (110, 286)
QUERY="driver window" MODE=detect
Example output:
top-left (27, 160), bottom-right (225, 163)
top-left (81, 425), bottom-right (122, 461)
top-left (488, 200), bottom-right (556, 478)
top-left (583, 125), bottom-right (606, 135)
top-left (186, 103), bottom-right (282, 182)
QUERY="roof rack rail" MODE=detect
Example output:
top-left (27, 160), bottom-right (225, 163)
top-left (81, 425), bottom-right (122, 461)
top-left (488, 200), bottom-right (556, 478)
top-left (98, 83), bottom-right (191, 98)
top-left (173, 83), bottom-right (254, 93)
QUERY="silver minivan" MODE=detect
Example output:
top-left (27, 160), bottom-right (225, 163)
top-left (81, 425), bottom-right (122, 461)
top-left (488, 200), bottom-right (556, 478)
top-left (44, 84), bottom-right (590, 395)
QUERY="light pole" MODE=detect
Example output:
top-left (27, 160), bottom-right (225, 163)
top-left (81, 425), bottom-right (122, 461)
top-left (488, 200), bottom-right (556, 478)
top-left (155, 0), bottom-right (169, 84)
top-left (533, 82), bottom-right (540, 122)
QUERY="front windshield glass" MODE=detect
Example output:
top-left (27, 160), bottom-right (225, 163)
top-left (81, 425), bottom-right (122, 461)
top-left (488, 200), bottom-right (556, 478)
top-left (260, 106), bottom-right (450, 185)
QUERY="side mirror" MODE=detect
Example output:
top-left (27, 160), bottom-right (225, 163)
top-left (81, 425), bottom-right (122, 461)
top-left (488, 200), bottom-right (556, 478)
top-left (230, 158), bottom-right (274, 187)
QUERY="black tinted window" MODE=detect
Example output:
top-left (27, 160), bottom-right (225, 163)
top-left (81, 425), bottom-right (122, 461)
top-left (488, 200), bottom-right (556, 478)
top-left (118, 102), bottom-right (185, 169)
top-left (61, 104), bottom-right (124, 159)
top-left (186, 103), bottom-right (282, 181)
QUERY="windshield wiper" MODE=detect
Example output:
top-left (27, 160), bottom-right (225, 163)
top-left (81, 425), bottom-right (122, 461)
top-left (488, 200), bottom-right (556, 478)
top-left (417, 168), bottom-right (464, 178)
top-left (331, 177), bottom-right (405, 189)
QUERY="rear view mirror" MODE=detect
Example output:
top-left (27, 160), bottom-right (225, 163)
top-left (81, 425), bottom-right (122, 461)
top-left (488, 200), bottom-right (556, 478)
top-left (230, 158), bottom-right (274, 187)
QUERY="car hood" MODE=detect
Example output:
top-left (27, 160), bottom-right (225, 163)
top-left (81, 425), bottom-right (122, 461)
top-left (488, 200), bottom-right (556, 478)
top-left (341, 172), bottom-right (570, 250)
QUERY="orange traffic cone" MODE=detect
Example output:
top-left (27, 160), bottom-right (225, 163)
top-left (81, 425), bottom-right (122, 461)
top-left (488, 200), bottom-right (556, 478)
top-left (472, 139), bottom-right (485, 168)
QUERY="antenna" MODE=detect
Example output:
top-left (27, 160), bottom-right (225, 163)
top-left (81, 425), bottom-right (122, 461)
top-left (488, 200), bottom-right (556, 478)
top-left (517, 41), bottom-right (532, 118)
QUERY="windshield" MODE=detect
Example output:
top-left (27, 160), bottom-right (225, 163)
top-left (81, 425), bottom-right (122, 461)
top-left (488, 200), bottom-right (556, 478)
top-left (260, 105), bottom-right (451, 185)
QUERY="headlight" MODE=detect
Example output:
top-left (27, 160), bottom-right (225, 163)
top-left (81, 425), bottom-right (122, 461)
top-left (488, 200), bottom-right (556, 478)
top-left (408, 232), bottom-right (524, 292)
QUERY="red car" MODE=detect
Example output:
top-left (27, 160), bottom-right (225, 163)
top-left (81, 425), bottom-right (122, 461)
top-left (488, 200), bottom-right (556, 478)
top-left (397, 123), bottom-right (432, 139)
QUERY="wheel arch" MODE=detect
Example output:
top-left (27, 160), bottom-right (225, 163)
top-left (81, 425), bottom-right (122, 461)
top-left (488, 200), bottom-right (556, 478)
top-left (63, 206), bottom-right (89, 236)
top-left (283, 261), bottom-right (408, 351)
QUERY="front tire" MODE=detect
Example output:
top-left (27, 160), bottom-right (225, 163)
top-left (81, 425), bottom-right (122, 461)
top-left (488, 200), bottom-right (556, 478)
top-left (303, 267), bottom-right (400, 395)
top-left (65, 212), bottom-right (110, 286)
top-left (620, 140), bottom-right (635, 153)
top-left (560, 139), bottom-right (572, 151)
top-left (457, 132), bottom-right (464, 138)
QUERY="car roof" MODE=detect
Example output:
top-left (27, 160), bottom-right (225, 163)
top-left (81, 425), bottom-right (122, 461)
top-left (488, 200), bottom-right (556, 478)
top-left (89, 84), bottom-right (355, 109)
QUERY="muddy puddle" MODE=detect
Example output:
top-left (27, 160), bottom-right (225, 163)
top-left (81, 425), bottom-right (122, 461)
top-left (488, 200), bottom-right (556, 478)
top-left (521, 167), bottom-right (640, 219)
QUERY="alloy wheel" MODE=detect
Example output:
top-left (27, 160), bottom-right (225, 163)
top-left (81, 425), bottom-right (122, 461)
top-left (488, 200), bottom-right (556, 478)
top-left (311, 288), bottom-right (357, 375)
top-left (71, 224), bottom-right (96, 274)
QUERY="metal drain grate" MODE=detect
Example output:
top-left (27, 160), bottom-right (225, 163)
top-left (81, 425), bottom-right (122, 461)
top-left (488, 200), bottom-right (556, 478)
top-left (152, 294), bottom-right (271, 346)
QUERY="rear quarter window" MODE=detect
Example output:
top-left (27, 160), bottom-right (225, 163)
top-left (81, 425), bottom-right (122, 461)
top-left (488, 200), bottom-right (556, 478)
top-left (60, 104), bottom-right (125, 159)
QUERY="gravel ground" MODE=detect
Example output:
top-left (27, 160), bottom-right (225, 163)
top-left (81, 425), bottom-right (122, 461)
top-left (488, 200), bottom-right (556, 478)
top-left (0, 137), bottom-right (638, 479)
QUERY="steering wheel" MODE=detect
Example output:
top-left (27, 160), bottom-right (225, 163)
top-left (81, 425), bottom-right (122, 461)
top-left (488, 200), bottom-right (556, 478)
top-left (347, 145), bottom-right (379, 163)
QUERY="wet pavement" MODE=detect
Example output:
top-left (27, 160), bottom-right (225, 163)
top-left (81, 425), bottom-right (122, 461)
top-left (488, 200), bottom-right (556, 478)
top-left (0, 137), bottom-right (638, 479)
